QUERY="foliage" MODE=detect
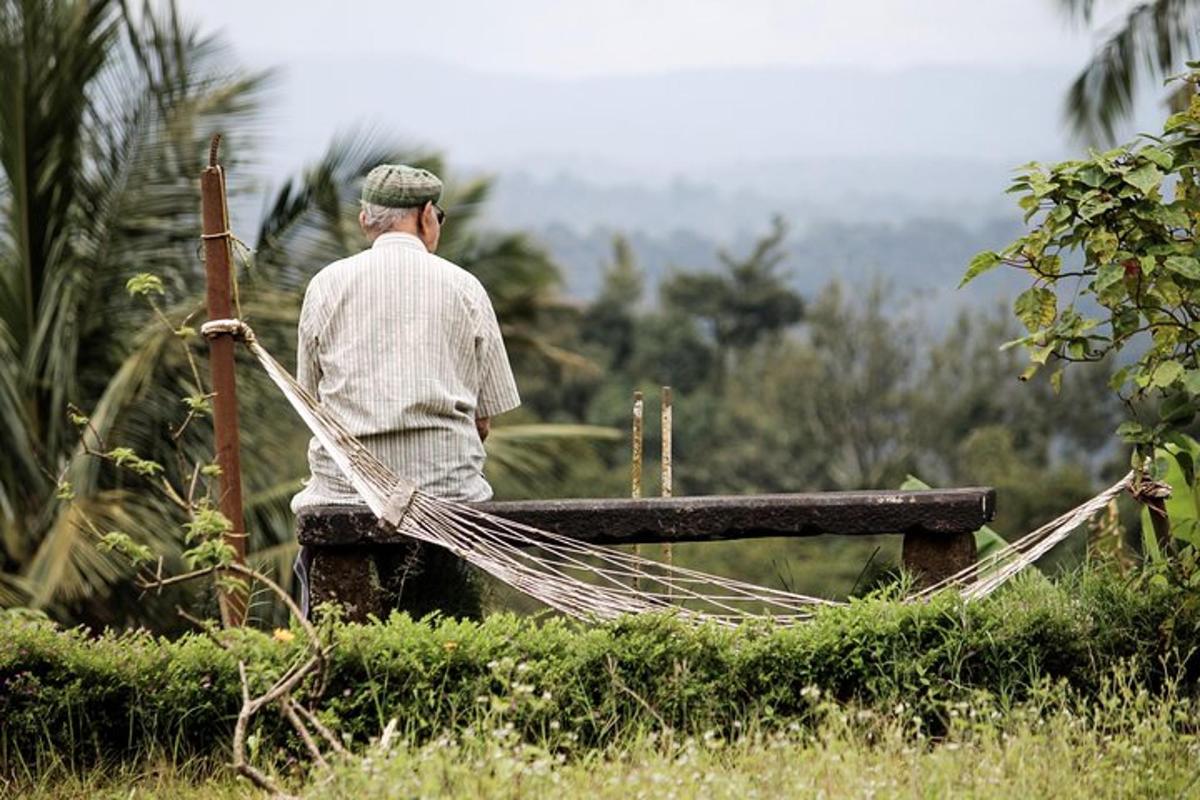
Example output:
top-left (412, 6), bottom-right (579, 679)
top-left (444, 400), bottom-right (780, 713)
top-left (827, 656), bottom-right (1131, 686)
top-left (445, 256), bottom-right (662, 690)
top-left (660, 216), bottom-right (803, 383)
top-left (1141, 434), bottom-right (1200, 551)
top-left (2, 569), bottom-right (1196, 774)
top-left (0, 0), bottom-right (275, 623)
top-left (965, 77), bottom-right (1198, 418)
top-left (966, 74), bottom-right (1200, 556)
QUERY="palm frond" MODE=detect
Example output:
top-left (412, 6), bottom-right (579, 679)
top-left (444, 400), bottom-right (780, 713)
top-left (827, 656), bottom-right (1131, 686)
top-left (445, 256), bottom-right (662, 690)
top-left (1054, 0), bottom-right (1103, 24)
top-left (254, 128), bottom-right (430, 289)
top-left (485, 423), bottom-right (620, 497)
top-left (1065, 0), bottom-right (1200, 143)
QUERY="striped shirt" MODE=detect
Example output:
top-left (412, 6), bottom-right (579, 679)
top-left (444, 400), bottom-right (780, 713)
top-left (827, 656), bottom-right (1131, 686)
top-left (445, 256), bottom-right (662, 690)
top-left (289, 231), bottom-right (521, 509)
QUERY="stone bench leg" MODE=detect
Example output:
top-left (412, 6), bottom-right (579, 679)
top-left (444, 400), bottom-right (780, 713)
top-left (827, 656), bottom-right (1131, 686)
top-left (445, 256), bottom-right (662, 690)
top-left (308, 545), bottom-right (387, 623)
top-left (306, 542), bottom-right (484, 623)
top-left (901, 530), bottom-right (976, 589)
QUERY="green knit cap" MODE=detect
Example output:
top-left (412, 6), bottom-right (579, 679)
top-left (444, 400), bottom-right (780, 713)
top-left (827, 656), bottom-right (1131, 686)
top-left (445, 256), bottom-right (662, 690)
top-left (361, 164), bottom-right (442, 208)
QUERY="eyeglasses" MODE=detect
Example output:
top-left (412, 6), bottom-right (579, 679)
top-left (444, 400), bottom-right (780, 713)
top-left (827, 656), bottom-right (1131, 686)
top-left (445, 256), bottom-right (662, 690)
top-left (432, 202), bottom-right (446, 225)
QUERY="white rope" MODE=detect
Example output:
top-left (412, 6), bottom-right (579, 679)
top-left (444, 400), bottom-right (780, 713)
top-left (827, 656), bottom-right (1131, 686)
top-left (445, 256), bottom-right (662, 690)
top-left (211, 318), bottom-right (1137, 625)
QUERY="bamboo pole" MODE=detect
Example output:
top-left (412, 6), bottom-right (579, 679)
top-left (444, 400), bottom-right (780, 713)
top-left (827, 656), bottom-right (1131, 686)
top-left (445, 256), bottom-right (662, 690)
top-left (631, 391), bottom-right (644, 589)
top-left (200, 135), bottom-right (248, 626)
top-left (661, 386), bottom-right (673, 585)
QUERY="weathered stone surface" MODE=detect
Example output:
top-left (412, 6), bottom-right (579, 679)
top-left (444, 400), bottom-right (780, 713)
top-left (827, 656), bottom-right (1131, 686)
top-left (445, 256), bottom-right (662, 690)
top-left (901, 529), bottom-right (978, 588)
top-left (306, 540), bottom-right (483, 623)
top-left (296, 489), bottom-right (996, 612)
top-left (308, 546), bottom-right (386, 623)
top-left (296, 489), bottom-right (997, 546)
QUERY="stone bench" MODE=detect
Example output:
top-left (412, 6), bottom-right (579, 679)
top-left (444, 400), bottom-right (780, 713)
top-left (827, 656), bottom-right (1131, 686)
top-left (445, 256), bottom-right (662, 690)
top-left (296, 488), bottom-right (996, 621)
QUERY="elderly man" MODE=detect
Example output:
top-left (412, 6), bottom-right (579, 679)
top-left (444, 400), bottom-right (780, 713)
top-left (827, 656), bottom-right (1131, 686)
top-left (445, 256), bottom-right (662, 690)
top-left (291, 164), bottom-right (520, 617)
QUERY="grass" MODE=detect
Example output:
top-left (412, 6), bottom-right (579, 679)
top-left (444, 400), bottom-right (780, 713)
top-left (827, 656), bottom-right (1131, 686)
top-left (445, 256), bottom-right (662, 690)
top-left (14, 681), bottom-right (1199, 799)
top-left (3, 567), bottom-right (1198, 796)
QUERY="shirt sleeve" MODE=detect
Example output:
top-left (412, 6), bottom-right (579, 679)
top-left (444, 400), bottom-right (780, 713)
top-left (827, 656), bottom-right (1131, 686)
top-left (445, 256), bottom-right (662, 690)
top-left (296, 281), bottom-right (323, 400)
top-left (474, 289), bottom-right (521, 419)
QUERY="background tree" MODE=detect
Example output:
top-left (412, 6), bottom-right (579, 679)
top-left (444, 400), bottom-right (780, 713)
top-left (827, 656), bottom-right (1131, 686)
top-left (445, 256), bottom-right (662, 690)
top-left (659, 216), bottom-right (803, 384)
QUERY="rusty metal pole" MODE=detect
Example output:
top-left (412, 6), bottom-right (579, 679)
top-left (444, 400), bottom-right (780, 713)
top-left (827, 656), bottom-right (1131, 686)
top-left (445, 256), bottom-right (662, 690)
top-left (200, 135), bottom-right (248, 626)
top-left (661, 386), bottom-right (673, 588)
top-left (631, 391), bottom-right (644, 589)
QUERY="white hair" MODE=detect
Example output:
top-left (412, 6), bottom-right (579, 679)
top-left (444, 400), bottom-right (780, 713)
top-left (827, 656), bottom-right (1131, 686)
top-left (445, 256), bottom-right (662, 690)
top-left (360, 201), bottom-right (418, 236)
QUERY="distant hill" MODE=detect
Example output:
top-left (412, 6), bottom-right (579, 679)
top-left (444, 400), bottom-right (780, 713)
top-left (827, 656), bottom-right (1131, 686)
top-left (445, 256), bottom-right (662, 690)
top-left (251, 57), bottom-right (1158, 307)
top-left (480, 159), bottom-right (1018, 241)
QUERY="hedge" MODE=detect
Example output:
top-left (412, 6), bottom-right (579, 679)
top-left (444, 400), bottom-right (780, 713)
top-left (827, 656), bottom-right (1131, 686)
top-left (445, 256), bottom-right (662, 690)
top-left (2, 570), bottom-right (1197, 772)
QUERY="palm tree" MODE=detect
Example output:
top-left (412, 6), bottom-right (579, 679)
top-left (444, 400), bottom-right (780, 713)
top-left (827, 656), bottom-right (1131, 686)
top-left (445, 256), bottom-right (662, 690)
top-left (1057, 0), bottom-right (1200, 142)
top-left (0, 0), bottom-right (274, 622)
top-left (0, 0), bottom-right (611, 627)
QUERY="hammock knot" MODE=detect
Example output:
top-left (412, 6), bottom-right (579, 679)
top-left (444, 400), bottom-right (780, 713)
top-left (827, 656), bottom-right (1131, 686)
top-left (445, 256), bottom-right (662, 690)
top-left (201, 318), bottom-right (255, 343)
top-left (1129, 475), bottom-right (1172, 504)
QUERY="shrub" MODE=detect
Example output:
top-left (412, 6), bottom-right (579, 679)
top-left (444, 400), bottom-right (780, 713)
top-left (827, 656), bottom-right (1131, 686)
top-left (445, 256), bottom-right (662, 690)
top-left (1, 570), bottom-right (1196, 774)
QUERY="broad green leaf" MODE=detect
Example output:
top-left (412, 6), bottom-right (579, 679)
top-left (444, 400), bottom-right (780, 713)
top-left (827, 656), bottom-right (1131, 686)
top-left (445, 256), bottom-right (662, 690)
top-left (1035, 254), bottom-right (1062, 276)
top-left (1152, 325), bottom-right (1180, 354)
top-left (1094, 262), bottom-right (1124, 292)
top-left (1164, 255), bottom-right (1200, 281)
top-left (1165, 112), bottom-right (1192, 132)
top-left (1109, 365), bottom-right (1133, 391)
top-left (959, 250), bottom-right (1002, 288)
top-left (1028, 171), bottom-right (1058, 198)
top-left (1152, 277), bottom-right (1185, 305)
top-left (1159, 392), bottom-right (1196, 425)
top-left (1140, 146), bottom-right (1174, 169)
top-left (1140, 435), bottom-right (1200, 550)
top-left (1048, 204), bottom-right (1073, 225)
top-left (1029, 343), bottom-right (1055, 365)
top-left (1184, 369), bottom-right (1200, 396)
top-left (1153, 203), bottom-right (1189, 229)
top-left (1124, 163), bottom-right (1163, 194)
top-left (1151, 360), bottom-right (1185, 388)
top-left (1116, 420), bottom-right (1150, 442)
top-left (1077, 164), bottom-right (1106, 188)
top-left (1013, 287), bottom-right (1056, 332)
top-left (1078, 195), bottom-right (1117, 220)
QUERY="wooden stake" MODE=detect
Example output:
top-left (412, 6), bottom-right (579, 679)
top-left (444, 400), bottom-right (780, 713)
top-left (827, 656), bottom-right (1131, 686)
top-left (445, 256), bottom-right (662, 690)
top-left (661, 386), bottom-right (673, 584)
top-left (200, 135), bottom-right (248, 626)
top-left (631, 391), bottom-right (644, 589)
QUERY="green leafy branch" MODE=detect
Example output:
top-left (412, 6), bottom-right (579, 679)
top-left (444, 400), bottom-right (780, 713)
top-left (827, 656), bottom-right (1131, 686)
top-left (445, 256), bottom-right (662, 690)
top-left (964, 70), bottom-right (1200, 460)
top-left (126, 273), bottom-right (213, 440)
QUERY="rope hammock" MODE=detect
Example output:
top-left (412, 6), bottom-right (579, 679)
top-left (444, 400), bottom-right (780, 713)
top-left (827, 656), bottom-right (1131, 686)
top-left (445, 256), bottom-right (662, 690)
top-left (201, 319), bottom-right (1136, 626)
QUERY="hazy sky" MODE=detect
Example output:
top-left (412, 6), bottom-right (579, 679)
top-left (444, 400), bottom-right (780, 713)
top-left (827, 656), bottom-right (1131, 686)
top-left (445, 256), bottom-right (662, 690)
top-left (184, 0), bottom-right (1108, 77)
top-left (174, 0), bottom-right (1164, 204)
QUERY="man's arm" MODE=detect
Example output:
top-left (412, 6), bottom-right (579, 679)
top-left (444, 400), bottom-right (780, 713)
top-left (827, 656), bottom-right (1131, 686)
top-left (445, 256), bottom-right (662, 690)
top-left (297, 282), bottom-right (323, 398)
top-left (475, 417), bottom-right (490, 442)
top-left (474, 286), bottom-right (521, 421)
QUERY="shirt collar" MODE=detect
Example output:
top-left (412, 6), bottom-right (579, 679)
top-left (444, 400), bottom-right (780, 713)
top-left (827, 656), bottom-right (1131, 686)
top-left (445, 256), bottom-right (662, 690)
top-left (371, 231), bottom-right (428, 252)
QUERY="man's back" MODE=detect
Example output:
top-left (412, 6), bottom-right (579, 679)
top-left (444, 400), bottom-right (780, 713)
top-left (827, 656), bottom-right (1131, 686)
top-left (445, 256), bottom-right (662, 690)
top-left (291, 231), bottom-right (520, 508)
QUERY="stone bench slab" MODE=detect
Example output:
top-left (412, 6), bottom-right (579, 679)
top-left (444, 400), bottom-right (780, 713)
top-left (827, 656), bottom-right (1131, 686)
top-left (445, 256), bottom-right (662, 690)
top-left (296, 488), bottom-right (997, 546)
top-left (295, 488), bottom-right (995, 618)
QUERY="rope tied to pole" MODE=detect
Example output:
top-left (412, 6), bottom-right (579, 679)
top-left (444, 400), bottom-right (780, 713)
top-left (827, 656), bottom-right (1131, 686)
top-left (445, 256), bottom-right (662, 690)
top-left (201, 318), bottom-right (253, 342)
